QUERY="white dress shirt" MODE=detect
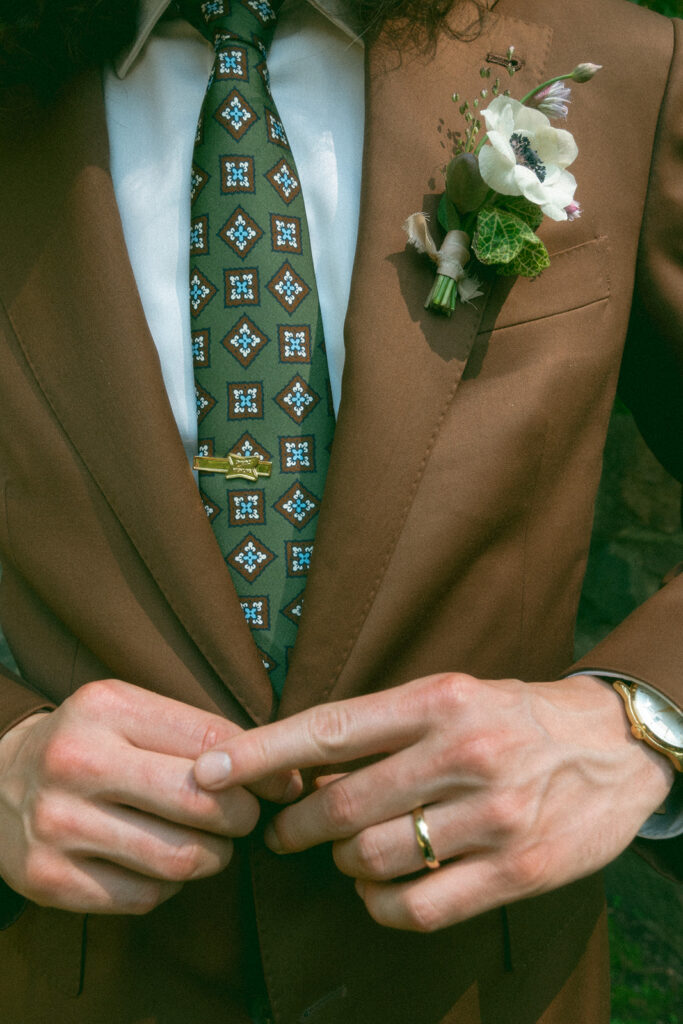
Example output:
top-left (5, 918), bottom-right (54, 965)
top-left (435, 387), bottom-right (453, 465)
top-left (104, 0), bottom-right (364, 461)
top-left (102, 0), bottom-right (680, 837)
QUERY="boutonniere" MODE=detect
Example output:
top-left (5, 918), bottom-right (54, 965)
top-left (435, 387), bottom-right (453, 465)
top-left (404, 52), bottom-right (602, 316)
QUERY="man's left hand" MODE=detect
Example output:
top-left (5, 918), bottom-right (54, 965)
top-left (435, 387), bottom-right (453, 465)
top-left (194, 673), bottom-right (674, 931)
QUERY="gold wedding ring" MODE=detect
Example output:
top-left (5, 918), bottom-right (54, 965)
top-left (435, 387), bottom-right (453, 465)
top-left (412, 807), bottom-right (440, 870)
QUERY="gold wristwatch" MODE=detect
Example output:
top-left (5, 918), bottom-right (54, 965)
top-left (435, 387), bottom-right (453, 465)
top-left (613, 681), bottom-right (683, 773)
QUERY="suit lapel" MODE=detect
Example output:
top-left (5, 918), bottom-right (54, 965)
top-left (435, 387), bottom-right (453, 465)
top-left (279, 7), bottom-right (552, 716)
top-left (0, 73), bottom-right (274, 725)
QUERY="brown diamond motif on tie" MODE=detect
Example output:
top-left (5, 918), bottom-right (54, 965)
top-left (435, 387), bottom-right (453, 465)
top-left (215, 44), bottom-right (248, 79)
top-left (230, 430), bottom-right (271, 462)
top-left (265, 109), bottom-right (288, 147)
top-left (215, 89), bottom-right (258, 139)
top-left (192, 329), bottom-right (210, 367)
top-left (241, 597), bottom-right (270, 629)
top-left (218, 207), bottom-right (264, 257)
top-left (273, 482), bottom-right (320, 530)
top-left (225, 267), bottom-right (259, 307)
top-left (274, 375), bottom-right (320, 422)
top-left (195, 381), bottom-right (217, 423)
top-left (191, 215), bottom-right (210, 255)
top-left (270, 214), bottom-right (302, 254)
top-left (220, 156), bottom-right (255, 194)
top-left (278, 325), bottom-right (311, 362)
top-left (200, 488), bottom-right (222, 522)
top-left (227, 533), bottom-right (275, 581)
top-left (265, 158), bottom-right (300, 203)
top-left (222, 315), bottom-right (269, 367)
top-left (227, 381), bottom-right (263, 419)
top-left (280, 591), bottom-right (305, 624)
top-left (190, 268), bottom-right (217, 316)
top-left (228, 489), bottom-right (266, 525)
top-left (191, 163), bottom-right (210, 201)
top-left (267, 261), bottom-right (309, 312)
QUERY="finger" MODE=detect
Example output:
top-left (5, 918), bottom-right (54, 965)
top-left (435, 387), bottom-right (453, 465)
top-left (41, 796), bottom-right (236, 884)
top-left (263, 738), bottom-right (471, 853)
top-left (356, 853), bottom-right (518, 932)
top-left (333, 799), bottom-right (487, 881)
top-left (29, 854), bottom-right (184, 915)
top-left (67, 679), bottom-right (299, 803)
top-left (86, 741), bottom-right (261, 837)
top-left (194, 685), bottom-right (428, 790)
top-left (314, 773), bottom-right (347, 788)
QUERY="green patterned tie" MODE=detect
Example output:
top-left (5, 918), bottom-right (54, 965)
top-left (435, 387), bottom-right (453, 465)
top-left (185, 0), bottom-right (335, 697)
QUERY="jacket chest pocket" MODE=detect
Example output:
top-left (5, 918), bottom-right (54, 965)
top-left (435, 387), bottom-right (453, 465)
top-left (480, 235), bottom-right (611, 335)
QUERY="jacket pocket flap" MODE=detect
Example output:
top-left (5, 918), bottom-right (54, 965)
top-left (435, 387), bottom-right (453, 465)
top-left (481, 236), bottom-right (610, 334)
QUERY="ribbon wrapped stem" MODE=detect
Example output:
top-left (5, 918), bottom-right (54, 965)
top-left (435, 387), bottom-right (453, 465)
top-left (403, 214), bottom-right (483, 316)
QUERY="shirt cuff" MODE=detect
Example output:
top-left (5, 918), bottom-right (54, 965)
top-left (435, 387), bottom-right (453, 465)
top-left (565, 671), bottom-right (683, 840)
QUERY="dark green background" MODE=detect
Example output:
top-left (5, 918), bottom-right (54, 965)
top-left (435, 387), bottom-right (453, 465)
top-left (582, 3), bottom-right (682, 1021)
top-left (0, 0), bottom-right (681, 1019)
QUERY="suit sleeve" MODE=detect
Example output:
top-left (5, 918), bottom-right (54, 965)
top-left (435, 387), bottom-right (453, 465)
top-left (0, 663), bottom-right (54, 928)
top-left (570, 16), bottom-right (683, 878)
top-left (0, 665), bottom-right (55, 742)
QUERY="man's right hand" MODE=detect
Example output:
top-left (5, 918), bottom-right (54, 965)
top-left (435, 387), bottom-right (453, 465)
top-left (0, 679), bottom-right (300, 915)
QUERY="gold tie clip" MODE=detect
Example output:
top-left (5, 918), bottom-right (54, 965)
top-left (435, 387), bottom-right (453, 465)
top-left (193, 454), bottom-right (272, 482)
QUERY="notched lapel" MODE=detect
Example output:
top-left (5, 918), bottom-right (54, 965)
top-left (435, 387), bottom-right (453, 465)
top-left (0, 73), bottom-right (273, 724)
top-left (279, 9), bottom-right (552, 715)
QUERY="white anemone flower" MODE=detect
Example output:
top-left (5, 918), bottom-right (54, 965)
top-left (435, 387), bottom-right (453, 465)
top-left (479, 95), bottom-right (579, 221)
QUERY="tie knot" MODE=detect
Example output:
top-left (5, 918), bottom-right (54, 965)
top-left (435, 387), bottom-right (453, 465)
top-left (181, 0), bottom-right (283, 52)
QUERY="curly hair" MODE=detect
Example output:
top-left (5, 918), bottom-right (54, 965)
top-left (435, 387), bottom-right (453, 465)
top-left (0, 0), bottom-right (139, 106)
top-left (355, 0), bottom-right (494, 45)
top-left (0, 0), bottom-right (493, 108)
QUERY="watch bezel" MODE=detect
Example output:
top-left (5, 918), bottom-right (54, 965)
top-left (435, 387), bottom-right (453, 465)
top-left (613, 681), bottom-right (683, 773)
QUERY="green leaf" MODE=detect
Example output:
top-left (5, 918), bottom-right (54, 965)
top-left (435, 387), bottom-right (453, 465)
top-left (472, 207), bottom-right (526, 265)
top-left (473, 205), bottom-right (549, 278)
top-left (498, 195), bottom-right (544, 231)
top-left (437, 194), bottom-right (461, 233)
top-left (497, 231), bottom-right (550, 277)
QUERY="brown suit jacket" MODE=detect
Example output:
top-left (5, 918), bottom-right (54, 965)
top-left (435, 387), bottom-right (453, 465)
top-left (0, 0), bottom-right (681, 1020)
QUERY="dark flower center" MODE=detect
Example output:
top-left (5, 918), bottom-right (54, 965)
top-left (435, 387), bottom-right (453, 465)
top-left (510, 133), bottom-right (547, 182)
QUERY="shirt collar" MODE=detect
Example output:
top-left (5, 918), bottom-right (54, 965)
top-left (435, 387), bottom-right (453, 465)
top-left (115, 0), bottom-right (360, 78)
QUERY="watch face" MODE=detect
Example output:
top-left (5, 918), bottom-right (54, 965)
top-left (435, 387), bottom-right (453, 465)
top-left (632, 686), bottom-right (683, 749)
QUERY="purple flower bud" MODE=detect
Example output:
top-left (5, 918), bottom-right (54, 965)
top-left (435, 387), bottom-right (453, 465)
top-left (565, 201), bottom-right (582, 221)
top-left (529, 81), bottom-right (571, 119)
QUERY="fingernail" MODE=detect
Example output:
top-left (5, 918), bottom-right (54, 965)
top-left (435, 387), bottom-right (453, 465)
top-left (195, 751), bottom-right (233, 787)
top-left (264, 823), bottom-right (285, 854)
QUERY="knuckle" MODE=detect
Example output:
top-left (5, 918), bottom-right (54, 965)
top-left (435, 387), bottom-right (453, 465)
top-left (70, 679), bottom-right (121, 716)
top-left (163, 840), bottom-right (205, 882)
top-left (485, 792), bottom-right (526, 837)
top-left (424, 673), bottom-right (474, 715)
top-left (306, 703), bottom-right (353, 761)
top-left (41, 732), bottom-right (90, 785)
top-left (458, 734), bottom-right (498, 778)
top-left (128, 882), bottom-right (174, 916)
top-left (322, 782), bottom-right (357, 833)
top-left (225, 793), bottom-right (260, 838)
top-left (23, 850), bottom-right (66, 905)
top-left (354, 830), bottom-right (388, 879)
top-left (499, 844), bottom-right (549, 894)
top-left (194, 718), bottom-right (231, 757)
top-left (31, 794), bottom-right (72, 845)
top-left (402, 888), bottom-right (444, 933)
